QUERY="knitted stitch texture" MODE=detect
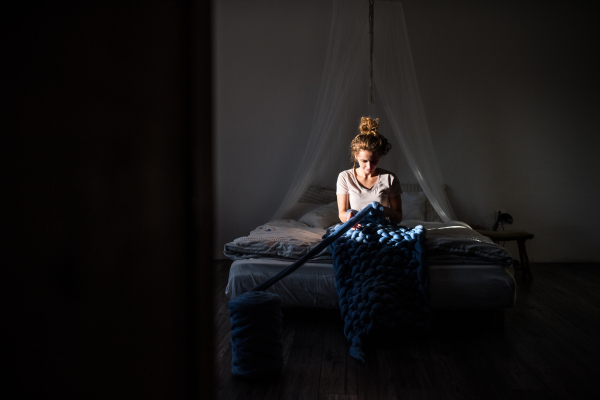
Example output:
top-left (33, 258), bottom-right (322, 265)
top-left (329, 213), bottom-right (432, 362)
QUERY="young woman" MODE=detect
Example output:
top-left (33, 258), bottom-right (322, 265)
top-left (337, 117), bottom-right (403, 228)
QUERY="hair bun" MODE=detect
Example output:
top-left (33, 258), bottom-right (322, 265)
top-left (350, 116), bottom-right (391, 157)
top-left (359, 117), bottom-right (379, 135)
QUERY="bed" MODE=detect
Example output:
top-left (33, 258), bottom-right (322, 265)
top-left (224, 186), bottom-right (516, 318)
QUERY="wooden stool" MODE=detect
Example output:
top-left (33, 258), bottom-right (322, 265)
top-left (474, 229), bottom-right (535, 278)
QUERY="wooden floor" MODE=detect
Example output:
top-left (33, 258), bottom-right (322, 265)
top-left (214, 261), bottom-right (600, 400)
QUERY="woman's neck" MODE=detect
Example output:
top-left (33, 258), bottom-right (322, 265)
top-left (355, 167), bottom-right (378, 179)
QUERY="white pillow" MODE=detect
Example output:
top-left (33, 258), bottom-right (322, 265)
top-left (401, 192), bottom-right (427, 221)
top-left (298, 186), bottom-right (337, 204)
top-left (298, 201), bottom-right (340, 229)
top-left (286, 202), bottom-right (323, 220)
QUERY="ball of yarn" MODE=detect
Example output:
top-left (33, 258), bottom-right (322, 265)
top-left (228, 291), bottom-right (283, 378)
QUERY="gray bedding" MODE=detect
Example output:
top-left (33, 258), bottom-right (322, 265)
top-left (223, 219), bottom-right (333, 261)
top-left (224, 219), bottom-right (513, 266)
top-left (403, 220), bottom-right (513, 265)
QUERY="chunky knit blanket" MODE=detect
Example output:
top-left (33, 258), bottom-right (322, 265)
top-left (328, 203), bottom-right (432, 362)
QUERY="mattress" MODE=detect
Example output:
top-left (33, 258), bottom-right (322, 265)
top-left (225, 258), bottom-right (516, 310)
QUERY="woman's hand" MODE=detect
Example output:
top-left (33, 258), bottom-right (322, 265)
top-left (347, 210), bottom-right (362, 230)
top-left (338, 194), bottom-right (362, 230)
top-left (386, 195), bottom-right (403, 223)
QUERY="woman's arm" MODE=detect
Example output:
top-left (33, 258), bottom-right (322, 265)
top-left (337, 194), bottom-right (351, 222)
top-left (338, 193), bottom-right (363, 230)
top-left (385, 194), bottom-right (403, 223)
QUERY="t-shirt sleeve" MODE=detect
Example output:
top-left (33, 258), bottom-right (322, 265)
top-left (336, 172), bottom-right (349, 195)
top-left (389, 173), bottom-right (402, 196)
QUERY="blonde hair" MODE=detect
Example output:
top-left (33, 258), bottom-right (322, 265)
top-left (350, 117), bottom-right (392, 160)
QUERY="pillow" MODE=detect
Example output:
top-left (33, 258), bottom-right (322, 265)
top-left (298, 186), bottom-right (337, 204)
top-left (298, 201), bottom-right (340, 229)
top-left (401, 183), bottom-right (445, 222)
top-left (285, 202), bottom-right (323, 220)
top-left (401, 192), bottom-right (427, 221)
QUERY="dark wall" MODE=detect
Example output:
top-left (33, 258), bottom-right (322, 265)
top-left (215, 0), bottom-right (600, 262)
top-left (4, 2), bottom-right (213, 399)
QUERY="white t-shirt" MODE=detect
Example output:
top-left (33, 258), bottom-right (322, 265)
top-left (336, 168), bottom-right (402, 211)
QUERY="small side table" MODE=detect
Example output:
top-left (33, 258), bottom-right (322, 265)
top-left (475, 229), bottom-right (535, 278)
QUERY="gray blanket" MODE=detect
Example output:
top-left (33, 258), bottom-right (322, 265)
top-left (403, 220), bottom-right (513, 265)
top-left (224, 219), bottom-right (513, 266)
top-left (223, 219), bottom-right (333, 262)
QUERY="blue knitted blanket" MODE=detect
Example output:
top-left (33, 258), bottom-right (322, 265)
top-left (327, 203), bottom-right (432, 362)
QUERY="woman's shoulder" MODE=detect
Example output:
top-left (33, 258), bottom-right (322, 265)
top-left (377, 169), bottom-right (402, 194)
top-left (377, 169), bottom-right (401, 190)
top-left (337, 169), bottom-right (354, 179)
top-left (377, 168), bottom-right (398, 179)
top-left (337, 169), bottom-right (356, 193)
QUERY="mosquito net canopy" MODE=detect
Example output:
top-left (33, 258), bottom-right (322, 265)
top-left (272, 0), bottom-right (456, 222)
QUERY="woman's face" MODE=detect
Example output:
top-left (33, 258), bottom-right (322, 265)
top-left (355, 150), bottom-right (380, 175)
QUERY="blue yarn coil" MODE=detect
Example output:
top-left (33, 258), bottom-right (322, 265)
top-left (228, 291), bottom-right (283, 378)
